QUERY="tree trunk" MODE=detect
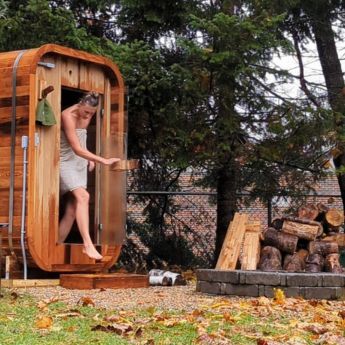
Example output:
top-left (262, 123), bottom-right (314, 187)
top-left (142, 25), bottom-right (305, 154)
top-left (215, 163), bottom-right (238, 263)
top-left (303, 1), bottom-right (345, 208)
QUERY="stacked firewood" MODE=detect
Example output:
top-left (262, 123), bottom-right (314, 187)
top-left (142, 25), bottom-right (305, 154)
top-left (259, 203), bottom-right (345, 273)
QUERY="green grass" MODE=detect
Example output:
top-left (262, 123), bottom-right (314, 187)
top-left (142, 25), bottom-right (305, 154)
top-left (0, 291), bottom-right (338, 345)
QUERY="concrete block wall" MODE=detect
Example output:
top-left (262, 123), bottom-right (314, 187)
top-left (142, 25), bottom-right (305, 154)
top-left (196, 269), bottom-right (345, 300)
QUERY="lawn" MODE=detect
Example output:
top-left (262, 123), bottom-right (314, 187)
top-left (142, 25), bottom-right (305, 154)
top-left (0, 288), bottom-right (345, 344)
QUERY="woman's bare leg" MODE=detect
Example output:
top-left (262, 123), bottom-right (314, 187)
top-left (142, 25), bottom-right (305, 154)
top-left (58, 196), bottom-right (76, 243)
top-left (71, 187), bottom-right (102, 260)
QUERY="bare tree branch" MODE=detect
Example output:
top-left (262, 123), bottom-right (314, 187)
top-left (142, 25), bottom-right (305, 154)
top-left (292, 31), bottom-right (321, 107)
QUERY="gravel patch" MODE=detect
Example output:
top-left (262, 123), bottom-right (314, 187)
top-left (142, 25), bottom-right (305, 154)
top-left (19, 283), bottom-right (221, 311)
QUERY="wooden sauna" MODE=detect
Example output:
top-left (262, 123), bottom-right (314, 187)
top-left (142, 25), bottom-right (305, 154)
top-left (0, 44), bottom-right (128, 274)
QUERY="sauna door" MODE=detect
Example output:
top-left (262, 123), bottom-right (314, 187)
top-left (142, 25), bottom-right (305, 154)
top-left (97, 80), bottom-right (127, 245)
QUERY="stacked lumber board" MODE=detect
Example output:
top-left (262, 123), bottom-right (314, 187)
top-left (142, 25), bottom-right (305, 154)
top-left (216, 213), bottom-right (261, 270)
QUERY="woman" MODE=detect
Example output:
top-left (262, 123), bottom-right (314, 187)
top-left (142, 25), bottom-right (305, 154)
top-left (59, 92), bottom-right (120, 260)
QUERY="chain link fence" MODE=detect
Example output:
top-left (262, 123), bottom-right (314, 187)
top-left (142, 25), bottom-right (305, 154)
top-left (122, 191), bottom-right (343, 270)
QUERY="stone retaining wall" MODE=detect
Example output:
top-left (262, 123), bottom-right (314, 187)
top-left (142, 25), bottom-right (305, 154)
top-left (196, 269), bottom-right (345, 300)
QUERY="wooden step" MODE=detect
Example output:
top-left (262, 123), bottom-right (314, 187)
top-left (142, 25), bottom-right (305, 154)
top-left (60, 273), bottom-right (149, 290)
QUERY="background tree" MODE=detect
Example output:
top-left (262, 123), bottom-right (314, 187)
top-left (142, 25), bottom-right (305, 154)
top-left (253, 0), bottom-right (345, 208)
top-left (0, 0), bottom-right (335, 267)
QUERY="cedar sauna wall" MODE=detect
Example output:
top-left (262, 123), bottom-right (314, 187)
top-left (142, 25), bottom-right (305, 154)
top-left (0, 44), bottom-right (126, 272)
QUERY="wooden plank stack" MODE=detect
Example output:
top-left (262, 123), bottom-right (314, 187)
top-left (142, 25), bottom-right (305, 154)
top-left (216, 213), bottom-right (262, 270)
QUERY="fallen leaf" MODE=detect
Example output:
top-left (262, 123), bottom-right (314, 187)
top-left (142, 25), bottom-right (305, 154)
top-left (135, 327), bottom-right (143, 337)
top-left (55, 311), bottom-right (83, 319)
top-left (35, 316), bottom-right (53, 329)
top-left (10, 292), bottom-right (18, 300)
top-left (304, 324), bottom-right (328, 335)
top-left (91, 323), bottom-right (133, 335)
top-left (78, 296), bottom-right (95, 307)
top-left (273, 288), bottom-right (285, 305)
top-left (315, 332), bottom-right (345, 345)
top-left (144, 340), bottom-right (154, 345)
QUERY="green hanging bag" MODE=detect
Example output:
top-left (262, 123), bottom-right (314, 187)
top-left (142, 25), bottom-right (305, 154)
top-left (36, 98), bottom-right (56, 126)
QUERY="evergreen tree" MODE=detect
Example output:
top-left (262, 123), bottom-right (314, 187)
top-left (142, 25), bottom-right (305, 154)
top-left (0, 0), bottom-right (334, 266)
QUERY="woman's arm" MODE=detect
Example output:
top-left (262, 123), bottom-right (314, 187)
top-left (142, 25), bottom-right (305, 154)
top-left (62, 111), bottom-right (119, 165)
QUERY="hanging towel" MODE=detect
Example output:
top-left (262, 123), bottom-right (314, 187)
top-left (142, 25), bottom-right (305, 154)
top-left (36, 98), bottom-right (56, 126)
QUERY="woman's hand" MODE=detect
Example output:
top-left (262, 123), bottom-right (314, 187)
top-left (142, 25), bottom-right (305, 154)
top-left (88, 161), bottom-right (95, 172)
top-left (102, 158), bottom-right (121, 165)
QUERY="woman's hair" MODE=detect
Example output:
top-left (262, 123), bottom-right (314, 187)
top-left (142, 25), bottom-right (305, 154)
top-left (80, 91), bottom-right (99, 107)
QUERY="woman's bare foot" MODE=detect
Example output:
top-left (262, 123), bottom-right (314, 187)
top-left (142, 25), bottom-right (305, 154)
top-left (83, 244), bottom-right (103, 260)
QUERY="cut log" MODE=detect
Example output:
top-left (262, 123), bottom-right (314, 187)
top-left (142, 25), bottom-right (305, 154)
top-left (271, 218), bottom-right (283, 231)
top-left (317, 202), bottom-right (329, 214)
top-left (297, 203), bottom-right (319, 220)
top-left (324, 253), bottom-right (343, 273)
top-left (216, 213), bottom-right (248, 270)
top-left (262, 227), bottom-right (298, 254)
top-left (297, 239), bottom-right (310, 250)
top-left (305, 253), bottom-right (324, 273)
top-left (148, 269), bottom-right (186, 286)
top-left (283, 249), bottom-right (308, 272)
top-left (258, 246), bottom-right (282, 271)
top-left (241, 222), bottom-right (261, 270)
top-left (322, 234), bottom-right (345, 249)
top-left (325, 209), bottom-right (344, 227)
top-left (149, 275), bottom-right (172, 286)
top-left (281, 217), bottom-right (323, 240)
top-left (308, 241), bottom-right (339, 256)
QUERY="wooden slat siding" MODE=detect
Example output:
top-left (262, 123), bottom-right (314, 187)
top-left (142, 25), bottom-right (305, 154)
top-left (0, 126), bottom-right (29, 146)
top-left (1, 74), bottom-right (30, 87)
top-left (0, 216), bottom-right (20, 227)
top-left (0, 85), bottom-right (30, 98)
top-left (216, 213), bottom-right (248, 270)
top-left (29, 45), bottom-right (124, 87)
top-left (60, 57), bottom-right (79, 89)
top-left (70, 246), bottom-right (95, 265)
top-left (52, 263), bottom-right (104, 272)
top-left (0, 95), bottom-right (29, 108)
top-left (0, 182), bottom-right (25, 214)
top-left (0, 106), bottom-right (29, 120)
top-left (79, 63), bottom-right (105, 93)
top-left (0, 172), bottom-right (24, 189)
top-left (241, 222), bottom-right (261, 271)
